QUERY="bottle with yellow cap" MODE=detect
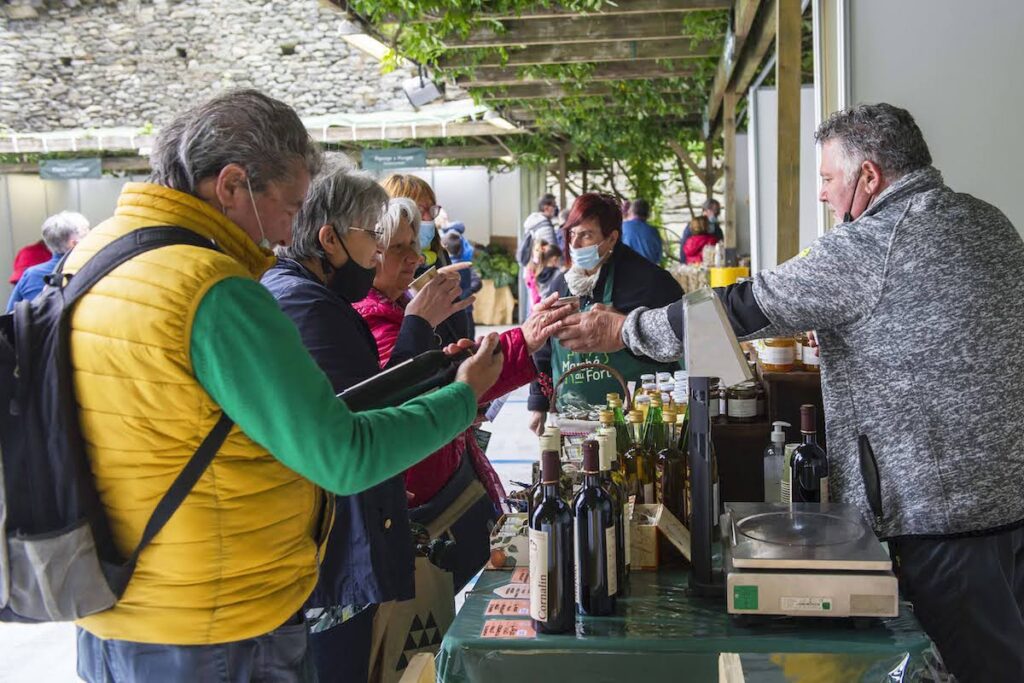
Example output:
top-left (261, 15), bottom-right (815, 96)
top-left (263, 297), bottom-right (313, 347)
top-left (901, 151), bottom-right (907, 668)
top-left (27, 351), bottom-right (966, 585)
top-left (623, 410), bottom-right (657, 504)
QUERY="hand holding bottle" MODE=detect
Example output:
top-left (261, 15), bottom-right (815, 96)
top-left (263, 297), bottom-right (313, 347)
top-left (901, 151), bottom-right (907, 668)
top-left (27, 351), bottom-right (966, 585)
top-left (455, 333), bottom-right (504, 400)
top-left (520, 293), bottom-right (579, 354)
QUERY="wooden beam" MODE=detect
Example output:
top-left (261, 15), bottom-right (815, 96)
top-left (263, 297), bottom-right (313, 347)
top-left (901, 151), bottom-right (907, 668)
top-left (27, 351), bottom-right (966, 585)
top-left (411, 0), bottom-right (731, 22)
top-left (441, 14), bottom-right (699, 49)
top-left (776, 0), bottom-right (801, 264)
top-left (441, 38), bottom-right (719, 68)
top-left (706, 0), bottom-right (773, 131)
top-left (480, 81), bottom-right (696, 101)
top-left (723, 90), bottom-right (738, 249)
top-left (459, 61), bottom-right (698, 87)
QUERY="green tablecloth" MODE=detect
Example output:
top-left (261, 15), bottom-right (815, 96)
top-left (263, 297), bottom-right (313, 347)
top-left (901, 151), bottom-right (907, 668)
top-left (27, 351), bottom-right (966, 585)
top-left (436, 570), bottom-right (931, 683)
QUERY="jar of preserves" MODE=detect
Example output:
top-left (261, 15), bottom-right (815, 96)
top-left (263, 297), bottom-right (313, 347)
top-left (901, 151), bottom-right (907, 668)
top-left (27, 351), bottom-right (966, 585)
top-left (761, 337), bottom-right (796, 373)
top-left (800, 334), bottom-right (821, 372)
top-left (793, 333), bottom-right (808, 370)
top-left (726, 383), bottom-right (759, 423)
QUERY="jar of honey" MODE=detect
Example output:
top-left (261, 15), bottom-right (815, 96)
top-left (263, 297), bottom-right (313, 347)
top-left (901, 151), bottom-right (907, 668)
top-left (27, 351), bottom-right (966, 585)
top-left (726, 383), bottom-right (759, 423)
top-left (761, 337), bottom-right (796, 372)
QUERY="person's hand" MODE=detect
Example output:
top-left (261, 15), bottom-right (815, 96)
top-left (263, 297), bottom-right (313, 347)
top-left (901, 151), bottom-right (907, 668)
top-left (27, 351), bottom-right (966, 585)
top-left (406, 268), bottom-right (473, 328)
top-left (442, 339), bottom-right (475, 358)
top-left (455, 333), bottom-right (504, 400)
top-left (529, 411), bottom-right (547, 436)
top-left (520, 292), bottom-right (579, 354)
top-left (806, 330), bottom-right (820, 356)
top-left (555, 303), bottom-right (627, 353)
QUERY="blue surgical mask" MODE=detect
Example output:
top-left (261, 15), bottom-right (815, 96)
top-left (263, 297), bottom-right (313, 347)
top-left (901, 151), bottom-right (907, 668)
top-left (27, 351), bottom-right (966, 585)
top-left (570, 243), bottom-right (602, 270)
top-left (418, 220), bottom-right (436, 250)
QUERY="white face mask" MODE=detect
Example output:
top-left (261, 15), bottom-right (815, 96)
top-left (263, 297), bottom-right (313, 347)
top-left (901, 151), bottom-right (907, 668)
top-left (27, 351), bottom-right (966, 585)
top-left (245, 176), bottom-right (271, 249)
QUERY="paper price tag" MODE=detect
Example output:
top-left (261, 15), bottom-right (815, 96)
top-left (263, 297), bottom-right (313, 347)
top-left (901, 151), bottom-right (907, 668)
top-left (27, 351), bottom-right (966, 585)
top-left (510, 566), bottom-right (529, 584)
top-left (480, 620), bottom-right (537, 639)
top-left (493, 583), bottom-right (531, 599)
top-left (485, 599), bottom-right (531, 616)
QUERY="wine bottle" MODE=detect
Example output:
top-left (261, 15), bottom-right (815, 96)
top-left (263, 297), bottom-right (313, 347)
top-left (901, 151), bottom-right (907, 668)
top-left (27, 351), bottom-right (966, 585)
top-left (645, 394), bottom-right (666, 453)
top-left (628, 410), bottom-right (657, 504)
top-left (620, 410), bottom-right (642, 500)
top-left (531, 427), bottom-right (562, 518)
top-left (530, 450), bottom-right (575, 634)
top-left (574, 440), bottom-right (617, 616)
top-left (657, 409), bottom-right (687, 524)
top-left (598, 410), bottom-right (621, 470)
top-left (598, 428), bottom-right (628, 589)
top-left (609, 397), bottom-right (630, 458)
top-left (791, 404), bottom-right (830, 503)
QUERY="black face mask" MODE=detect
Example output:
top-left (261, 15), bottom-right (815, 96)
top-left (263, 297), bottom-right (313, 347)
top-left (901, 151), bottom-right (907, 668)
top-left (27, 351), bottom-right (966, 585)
top-left (842, 169), bottom-right (874, 224)
top-left (325, 234), bottom-right (376, 303)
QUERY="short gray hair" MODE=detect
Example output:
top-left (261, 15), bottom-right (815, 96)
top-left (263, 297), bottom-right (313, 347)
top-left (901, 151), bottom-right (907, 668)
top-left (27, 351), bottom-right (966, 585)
top-left (149, 89), bottom-right (323, 194)
top-left (815, 103), bottom-right (932, 182)
top-left (278, 159), bottom-right (388, 262)
top-left (380, 197), bottom-right (420, 255)
top-left (41, 211), bottom-right (90, 253)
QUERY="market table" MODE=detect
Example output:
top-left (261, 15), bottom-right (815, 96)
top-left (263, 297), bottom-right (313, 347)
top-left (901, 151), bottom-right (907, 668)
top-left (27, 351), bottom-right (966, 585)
top-left (436, 569), bottom-right (932, 683)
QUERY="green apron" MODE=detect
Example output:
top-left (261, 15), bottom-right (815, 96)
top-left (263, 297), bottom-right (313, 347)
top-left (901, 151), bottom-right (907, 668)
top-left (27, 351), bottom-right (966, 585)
top-left (549, 261), bottom-right (681, 410)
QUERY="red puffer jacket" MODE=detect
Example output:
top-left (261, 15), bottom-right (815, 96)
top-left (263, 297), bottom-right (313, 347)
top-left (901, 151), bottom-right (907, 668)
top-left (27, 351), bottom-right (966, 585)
top-left (683, 234), bottom-right (719, 264)
top-left (354, 289), bottom-right (536, 504)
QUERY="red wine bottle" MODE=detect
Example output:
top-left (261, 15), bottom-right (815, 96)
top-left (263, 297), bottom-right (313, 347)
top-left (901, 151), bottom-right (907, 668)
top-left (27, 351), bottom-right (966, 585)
top-left (573, 440), bottom-right (617, 616)
top-left (530, 450), bottom-right (574, 633)
top-left (791, 404), bottom-right (830, 503)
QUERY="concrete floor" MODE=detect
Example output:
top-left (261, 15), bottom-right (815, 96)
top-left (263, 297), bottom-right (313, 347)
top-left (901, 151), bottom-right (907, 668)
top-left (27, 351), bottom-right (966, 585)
top-left (0, 327), bottom-right (539, 681)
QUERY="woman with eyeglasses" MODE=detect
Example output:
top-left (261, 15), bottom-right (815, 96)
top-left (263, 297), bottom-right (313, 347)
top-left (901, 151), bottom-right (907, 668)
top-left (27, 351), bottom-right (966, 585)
top-left (355, 193), bottom-right (575, 594)
top-left (260, 162), bottom-right (484, 683)
top-left (527, 193), bottom-right (684, 435)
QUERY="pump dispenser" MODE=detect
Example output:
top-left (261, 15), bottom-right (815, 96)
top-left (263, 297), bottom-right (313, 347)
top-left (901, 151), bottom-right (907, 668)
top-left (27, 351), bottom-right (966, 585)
top-left (764, 421), bottom-right (790, 503)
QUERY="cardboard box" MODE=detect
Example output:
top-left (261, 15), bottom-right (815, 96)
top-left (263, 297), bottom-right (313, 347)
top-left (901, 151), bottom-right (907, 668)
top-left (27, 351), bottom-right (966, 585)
top-left (630, 504), bottom-right (692, 570)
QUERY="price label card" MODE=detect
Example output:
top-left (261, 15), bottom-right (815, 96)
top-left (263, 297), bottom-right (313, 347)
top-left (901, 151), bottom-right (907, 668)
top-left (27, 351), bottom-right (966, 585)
top-left (480, 620), bottom-right (537, 639)
top-left (485, 599), bottom-right (531, 616)
top-left (510, 566), bottom-right (529, 584)
top-left (493, 583), bottom-right (531, 600)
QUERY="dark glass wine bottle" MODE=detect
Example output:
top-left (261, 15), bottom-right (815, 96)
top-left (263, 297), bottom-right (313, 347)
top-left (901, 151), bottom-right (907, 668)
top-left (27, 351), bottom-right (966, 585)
top-left (791, 404), bottom-right (830, 503)
top-left (598, 429), bottom-right (628, 590)
top-left (657, 409), bottom-right (687, 524)
top-left (574, 440), bottom-right (617, 616)
top-left (530, 450), bottom-right (574, 633)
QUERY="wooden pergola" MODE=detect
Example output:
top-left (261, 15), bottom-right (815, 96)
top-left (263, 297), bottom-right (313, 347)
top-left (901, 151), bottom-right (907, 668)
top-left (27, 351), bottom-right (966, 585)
top-left (336, 0), bottom-right (805, 262)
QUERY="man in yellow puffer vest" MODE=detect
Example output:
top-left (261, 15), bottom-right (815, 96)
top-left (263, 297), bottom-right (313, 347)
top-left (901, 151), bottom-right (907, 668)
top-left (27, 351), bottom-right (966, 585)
top-left (68, 90), bottom-right (504, 682)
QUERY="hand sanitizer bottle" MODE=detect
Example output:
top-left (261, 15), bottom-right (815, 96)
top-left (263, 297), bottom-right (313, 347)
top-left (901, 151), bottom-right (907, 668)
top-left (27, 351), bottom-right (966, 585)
top-left (763, 421), bottom-right (790, 503)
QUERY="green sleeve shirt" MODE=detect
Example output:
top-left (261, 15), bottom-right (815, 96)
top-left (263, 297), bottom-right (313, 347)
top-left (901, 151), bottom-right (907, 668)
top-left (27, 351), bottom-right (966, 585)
top-left (189, 276), bottom-right (477, 496)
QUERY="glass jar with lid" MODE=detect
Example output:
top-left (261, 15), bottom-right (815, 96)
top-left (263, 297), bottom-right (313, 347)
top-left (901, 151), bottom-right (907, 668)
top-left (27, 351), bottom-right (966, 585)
top-left (798, 333), bottom-right (820, 372)
top-left (726, 383), bottom-right (759, 423)
top-left (761, 337), bottom-right (796, 373)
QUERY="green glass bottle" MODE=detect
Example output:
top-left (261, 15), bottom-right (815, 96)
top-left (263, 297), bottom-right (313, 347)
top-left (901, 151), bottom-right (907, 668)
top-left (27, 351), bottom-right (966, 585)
top-left (623, 410), bottom-right (656, 504)
top-left (657, 410), bottom-right (687, 523)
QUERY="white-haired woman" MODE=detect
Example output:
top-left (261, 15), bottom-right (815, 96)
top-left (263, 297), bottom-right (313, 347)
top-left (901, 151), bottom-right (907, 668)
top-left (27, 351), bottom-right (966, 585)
top-left (354, 197), bottom-right (574, 591)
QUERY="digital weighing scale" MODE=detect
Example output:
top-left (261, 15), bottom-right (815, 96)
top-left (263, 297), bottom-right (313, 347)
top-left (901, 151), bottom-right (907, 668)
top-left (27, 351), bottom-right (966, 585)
top-left (722, 502), bottom-right (899, 618)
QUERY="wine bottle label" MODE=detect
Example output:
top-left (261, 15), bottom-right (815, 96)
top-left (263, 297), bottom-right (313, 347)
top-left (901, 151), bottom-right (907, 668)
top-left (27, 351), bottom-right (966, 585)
top-left (820, 476), bottom-right (830, 503)
top-left (728, 398), bottom-right (757, 418)
top-left (761, 346), bottom-right (795, 365)
top-left (623, 503), bottom-right (631, 566)
top-left (643, 482), bottom-right (655, 504)
top-left (528, 528), bottom-right (548, 622)
top-left (573, 520), bottom-right (582, 603)
top-left (802, 346), bottom-right (820, 366)
top-left (606, 525), bottom-right (618, 597)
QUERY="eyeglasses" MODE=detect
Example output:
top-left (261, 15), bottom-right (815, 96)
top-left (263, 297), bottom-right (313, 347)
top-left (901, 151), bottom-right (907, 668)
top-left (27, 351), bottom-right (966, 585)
top-left (420, 204), bottom-right (442, 220)
top-left (348, 225), bottom-right (386, 241)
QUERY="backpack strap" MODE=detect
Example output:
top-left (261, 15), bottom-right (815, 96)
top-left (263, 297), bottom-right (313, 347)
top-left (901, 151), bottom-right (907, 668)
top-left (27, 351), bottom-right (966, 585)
top-left (60, 226), bottom-right (220, 305)
top-left (52, 225), bottom-right (237, 589)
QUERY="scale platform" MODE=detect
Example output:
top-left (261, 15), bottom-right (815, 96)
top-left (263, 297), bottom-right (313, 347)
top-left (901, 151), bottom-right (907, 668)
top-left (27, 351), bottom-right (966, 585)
top-left (723, 502), bottom-right (898, 618)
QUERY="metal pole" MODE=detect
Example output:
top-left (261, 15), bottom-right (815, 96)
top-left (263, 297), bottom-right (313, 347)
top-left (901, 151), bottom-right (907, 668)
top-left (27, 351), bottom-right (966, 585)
top-left (688, 375), bottom-right (722, 596)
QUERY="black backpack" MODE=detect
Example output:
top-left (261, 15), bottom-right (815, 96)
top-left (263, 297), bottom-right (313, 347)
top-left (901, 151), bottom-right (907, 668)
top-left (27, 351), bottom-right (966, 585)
top-left (0, 226), bottom-right (233, 623)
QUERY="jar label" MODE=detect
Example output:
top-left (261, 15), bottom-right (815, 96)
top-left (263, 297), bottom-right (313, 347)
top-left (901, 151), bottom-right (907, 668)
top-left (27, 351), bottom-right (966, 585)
top-left (528, 528), bottom-right (548, 621)
top-left (802, 346), bottom-right (820, 366)
top-left (728, 398), bottom-right (758, 418)
top-left (761, 345), bottom-right (795, 365)
top-left (709, 400), bottom-right (720, 418)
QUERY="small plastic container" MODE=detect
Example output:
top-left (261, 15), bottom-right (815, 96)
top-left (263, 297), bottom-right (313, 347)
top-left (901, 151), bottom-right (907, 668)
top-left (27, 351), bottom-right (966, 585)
top-left (760, 337), bottom-right (796, 372)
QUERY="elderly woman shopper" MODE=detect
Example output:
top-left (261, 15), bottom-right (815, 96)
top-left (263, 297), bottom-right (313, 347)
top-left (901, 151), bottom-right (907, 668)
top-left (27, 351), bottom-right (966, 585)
top-left (355, 197), bottom-right (574, 590)
top-left (261, 162), bottom-right (473, 683)
top-left (528, 193), bottom-right (683, 435)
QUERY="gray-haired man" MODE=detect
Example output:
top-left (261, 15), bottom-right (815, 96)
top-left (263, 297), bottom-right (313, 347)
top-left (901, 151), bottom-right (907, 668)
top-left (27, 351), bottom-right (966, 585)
top-left (557, 103), bottom-right (1024, 683)
top-left (5, 210), bottom-right (90, 311)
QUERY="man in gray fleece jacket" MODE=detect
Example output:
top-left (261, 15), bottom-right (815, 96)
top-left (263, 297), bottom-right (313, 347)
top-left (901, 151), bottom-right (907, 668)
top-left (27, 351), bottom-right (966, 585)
top-left (557, 103), bottom-right (1024, 683)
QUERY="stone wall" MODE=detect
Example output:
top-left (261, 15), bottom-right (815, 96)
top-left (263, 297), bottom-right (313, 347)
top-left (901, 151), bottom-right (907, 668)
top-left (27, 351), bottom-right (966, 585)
top-left (0, 0), bottom-right (416, 132)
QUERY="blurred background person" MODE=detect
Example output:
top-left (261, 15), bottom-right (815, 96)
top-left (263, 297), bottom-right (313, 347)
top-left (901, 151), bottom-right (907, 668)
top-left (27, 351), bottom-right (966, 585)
top-left (620, 198), bottom-right (663, 265)
top-left (6, 210), bottom-right (90, 311)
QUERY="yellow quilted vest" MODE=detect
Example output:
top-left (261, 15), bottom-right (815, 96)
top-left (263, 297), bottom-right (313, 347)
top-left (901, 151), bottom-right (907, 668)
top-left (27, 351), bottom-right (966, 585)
top-left (66, 183), bottom-right (326, 644)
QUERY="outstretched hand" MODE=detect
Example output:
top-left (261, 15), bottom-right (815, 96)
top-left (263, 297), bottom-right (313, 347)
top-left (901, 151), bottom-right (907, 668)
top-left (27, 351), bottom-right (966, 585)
top-left (521, 292), bottom-right (579, 354)
top-left (555, 303), bottom-right (627, 353)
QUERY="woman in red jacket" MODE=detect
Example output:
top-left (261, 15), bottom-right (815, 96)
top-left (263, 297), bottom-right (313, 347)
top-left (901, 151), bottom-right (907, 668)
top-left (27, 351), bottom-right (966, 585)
top-left (355, 196), bottom-right (573, 590)
top-left (682, 215), bottom-right (719, 264)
